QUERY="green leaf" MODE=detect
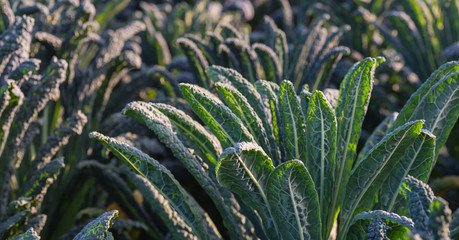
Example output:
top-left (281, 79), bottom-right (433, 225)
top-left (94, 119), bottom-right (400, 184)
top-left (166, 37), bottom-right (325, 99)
top-left (177, 37), bottom-right (210, 89)
top-left (252, 43), bottom-right (282, 83)
top-left (357, 113), bottom-right (398, 162)
top-left (335, 56), bottom-right (384, 184)
top-left (216, 142), bottom-right (278, 239)
top-left (123, 171), bottom-right (197, 240)
top-left (0, 80), bottom-right (24, 157)
top-left (263, 16), bottom-right (288, 76)
top-left (95, 0), bottom-right (130, 30)
top-left (152, 103), bottom-right (222, 166)
top-left (267, 160), bottom-right (321, 240)
top-left (304, 91), bottom-right (336, 238)
top-left (287, 14), bottom-right (329, 88)
top-left (77, 160), bottom-right (163, 238)
top-left (402, 175), bottom-right (435, 238)
top-left (331, 57), bottom-right (384, 230)
top-left (255, 80), bottom-right (281, 164)
top-left (89, 132), bottom-right (221, 239)
top-left (215, 81), bottom-right (271, 153)
top-left (309, 46), bottom-right (350, 92)
top-left (121, 101), bottom-right (253, 239)
top-left (339, 120), bottom-right (424, 236)
top-left (73, 210), bottom-right (118, 240)
top-left (219, 23), bottom-right (243, 39)
top-left (350, 210), bottom-right (415, 231)
top-left (299, 86), bottom-right (312, 121)
top-left (20, 157), bottom-right (65, 206)
top-left (32, 111), bottom-right (87, 171)
top-left (365, 218), bottom-right (390, 240)
top-left (428, 197), bottom-right (452, 239)
top-left (11, 228), bottom-right (40, 240)
top-left (183, 34), bottom-right (217, 65)
top-left (206, 32), bottom-right (223, 53)
top-left (222, 38), bottom-right (260, 83)
top-left (206, 66), bottom-right (278, 159)
top-left (179, 83), bottom-right (254, 149)
top-left (450, 209), bottom-right (459, 238)
top-left (278, 80), bottom-right (306, 163)
top-left (387, 11), bottom-right (428, 77)
top-left (0, 210), bottom-right (29, 237)
top-left (380, 130), bottom-right (436, 213)
top-left (390, 61), bottom-right (459, 158)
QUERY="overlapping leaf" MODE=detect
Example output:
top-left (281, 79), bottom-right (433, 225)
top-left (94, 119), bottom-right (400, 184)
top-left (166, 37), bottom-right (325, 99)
top-left (216, 142), bottom-right (278, 239)
top-left (339, 120), bottom-right (424, 235)
top-left (267, 160), bottom-right (321, 240)
top-left (304, 91), bottom-right (336, 238)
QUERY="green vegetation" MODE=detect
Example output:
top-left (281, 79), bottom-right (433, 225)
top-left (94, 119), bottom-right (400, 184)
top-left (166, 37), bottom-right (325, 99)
top-left (0, 0), bottom-right (458, 239)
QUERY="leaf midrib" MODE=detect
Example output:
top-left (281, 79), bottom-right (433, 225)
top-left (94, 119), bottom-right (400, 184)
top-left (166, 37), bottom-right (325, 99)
top-left (187, 88), bottom-right (236, 146)
top-left (166, 114), bottom-right (218, 164)
top-left (387, 136), bottom-right (426, 212)
top-left (283, 86), bottom-right (300, 159)
top-left (330, 62), bottom-right (368, 233)
top-left (342, 125), bottom-right (414, 234)
top-left (430, 83), bottom-right (458, 131)
top-left (319, 98), bottom-right (325, 222)
top-left (99, 138), bottom-right (200, 236)
top-left (233, 153), bottom-right (280, 237)
top-left (288, 168), bottom-right (304, 240)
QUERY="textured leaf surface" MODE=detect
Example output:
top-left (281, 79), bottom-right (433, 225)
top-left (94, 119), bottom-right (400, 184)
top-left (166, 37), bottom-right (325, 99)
top-left (365, 218), bottom-right (390, 240)
top-left (263, 16), bottom-right (288, 75)
top-left (402, 175), bottom-right (435, 238)
top-left (428, 197), bottom-right (451, 239)
top-left (339, 120), bottom-right (423, 235)
top-left (124, 171), bottom-right (197, 240)
top-left (20, 157), bottom-right (64, 206)
top-left (304, 91), bottom-right (336, 238)
top-left (287, 15), bottom-right (329, 87)
top-left (357, 113), bottom-right (398, 162)
top-left (73, 210), bottom-right (118, 240)
top-left (77, 160), bottom-right (162, 238)
top-left (152, 103), bottom-right (221, 166)
top-left (223, 38), bottom-right (260, 83)
top-left (90, 132), bottom-right (220, 239)
top-left (180, 83), bottom-right (254, 149)
top-left (176, 38), bottom-right (210, 88)
top-left (252, 43), bottom-right (282, 83)
top-left (215, 81), bottom-right (270, 153)
top-left (391, 61), bottom-right (459, 158)
top-left (33, 111), bottom-right (87, 171)
top-left (255, 80), bottom-right (281, 163)
top-left (207, 66), bottom-right (279, 161)
top-left (278, 81), bottom-right (306, 163)
top-left (377, 130), bottom-right (435, 212)
top-left (122, 101), bottom-right (253, 239)
top-left (0, 210), bottom-right (29, 237)
top-left (267, 160), bottom-right (321, 240)
top-left (216, 142), bottom-right (278, 239)
top-left (0, 81), bottom-right (24, 157)
top-left (11, 228), bottom-right (40, 240)
top-left (331, 57), bottom-right (384, 231)
top-left (334, 57), bottom-right (384, 185)
top-left (450, 209), bottom-right (459, 238)
top-left (350, 210), bottom-right (415, 230)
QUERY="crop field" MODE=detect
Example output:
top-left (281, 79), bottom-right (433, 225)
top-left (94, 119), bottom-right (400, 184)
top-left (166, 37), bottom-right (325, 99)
top-left (0, 0), bottom-right (458, 239)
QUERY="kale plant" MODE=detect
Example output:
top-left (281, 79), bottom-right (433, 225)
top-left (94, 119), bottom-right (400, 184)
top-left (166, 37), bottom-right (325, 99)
top-left (92, 56), bottom-right (459, 239)
top-left (0, 0), bottom-right (147, 238)
top-left (140, 13), bottom-right (349, 100)
top-left (0, 14), bottom-right (90, 238)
